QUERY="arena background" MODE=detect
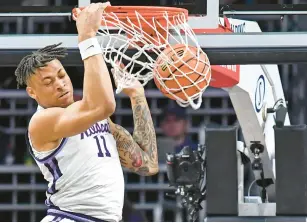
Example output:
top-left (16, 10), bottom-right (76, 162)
top-left (0, 0), bottom-right (306, 222)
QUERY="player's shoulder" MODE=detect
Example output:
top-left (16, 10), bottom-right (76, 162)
top-left (29, 107), bottom-right (59, 128)
top-left (28, 107), bottom-right (64, 140)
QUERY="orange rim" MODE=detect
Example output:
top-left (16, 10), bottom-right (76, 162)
top-left (72, 6), bottom-right (189, 46)
top-left (72, 6), bottom-right (189, 25)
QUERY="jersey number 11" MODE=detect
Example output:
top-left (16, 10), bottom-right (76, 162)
top-left (93, 135), bottom-right (111, 157)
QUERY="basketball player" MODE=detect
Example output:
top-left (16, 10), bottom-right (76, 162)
top-left (14, 2), bottom-right (158, 222)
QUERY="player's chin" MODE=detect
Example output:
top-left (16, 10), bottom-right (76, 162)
top-left (58, 93), bottom-right (74, 107)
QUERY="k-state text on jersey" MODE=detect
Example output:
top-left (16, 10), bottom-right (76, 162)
top-left (80, 122), bottom-right (111, 140)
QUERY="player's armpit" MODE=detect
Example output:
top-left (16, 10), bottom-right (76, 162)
top-left (108, 119), bottom-right (159, 176)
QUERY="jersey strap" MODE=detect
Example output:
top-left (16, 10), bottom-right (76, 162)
top-left (25, 130), bottom-right (68, 164)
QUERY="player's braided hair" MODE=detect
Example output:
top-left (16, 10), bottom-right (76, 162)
top-left (14, 43), bottom-right (68, 88)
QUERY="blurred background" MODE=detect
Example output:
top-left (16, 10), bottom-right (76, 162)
top-left (0, 0), bottom-right (306, 221)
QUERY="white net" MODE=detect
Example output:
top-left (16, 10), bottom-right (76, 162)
top-left (75, 7), bottom-right (211, 109)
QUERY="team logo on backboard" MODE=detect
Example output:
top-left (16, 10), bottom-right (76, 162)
top-left (255, 75), bottom-right (265, 113)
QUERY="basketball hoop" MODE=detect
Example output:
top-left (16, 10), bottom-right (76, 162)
top-left (72, 6), bottom-right (210, 110)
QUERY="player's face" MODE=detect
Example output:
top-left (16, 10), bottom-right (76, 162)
top-left (26, 59), bottom-right (74, 108)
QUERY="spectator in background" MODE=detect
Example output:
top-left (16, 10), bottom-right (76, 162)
top-left (161, 104), bottom-right (197, 153)
top-left (0, 129), bottom-right (14, 165)
top-left (157, 104), bottom-right (197, 163)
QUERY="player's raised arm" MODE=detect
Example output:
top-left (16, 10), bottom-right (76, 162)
top-left (77, 2), bottom-right (115, 114)
top-left (108, 69), bottom-right (158, 176)
top-left (16, 3), bottom-right (115, 150)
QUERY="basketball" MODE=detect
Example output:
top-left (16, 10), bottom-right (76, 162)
top-left (153, 44), bottom-right (211, 101)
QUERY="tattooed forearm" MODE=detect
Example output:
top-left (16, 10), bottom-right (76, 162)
top-left (130, 94), bottom-right (158, 163)
top-left (108, 93), bottom-right (158, 176)
top-left (109, 120), bottom-right (158, 176)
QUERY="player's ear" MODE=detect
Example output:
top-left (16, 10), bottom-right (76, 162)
top-left (26, 86), bottom-right (37, 100)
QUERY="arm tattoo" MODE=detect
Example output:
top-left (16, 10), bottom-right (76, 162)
top-left (131, 94), bottom-right (158, 163)
top-left (109, 94), bottom-right (158, 176)
top-left (110, 122), bottom-right (158, 176)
